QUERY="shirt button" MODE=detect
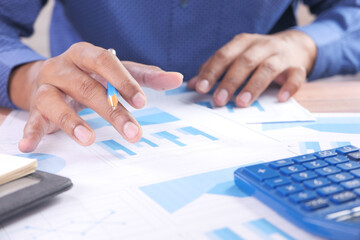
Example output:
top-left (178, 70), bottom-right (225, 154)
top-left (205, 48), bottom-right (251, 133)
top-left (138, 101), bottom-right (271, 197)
top-left (179, 0), bottom-right (189, 8)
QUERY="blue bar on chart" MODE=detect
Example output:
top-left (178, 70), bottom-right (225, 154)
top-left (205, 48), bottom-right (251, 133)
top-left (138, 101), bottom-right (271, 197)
top-left (178, 126), bottom-right (218, 141)
top-left (139, 166), bottom-right (249, 213)
top-left (197, 101), bottom-right (213, 109)
top-left (251, 100), bottom-right (265, 112)
top-left (97, 140), bottom-right (136, 159)
top-left (135, 138), bottom-right (159, 148)
top-left (79, 108), bottom-right (95, 116)
top-left (207, 227), bottom-right (243, 240)
top-left (153, 131), bottom-right (186, 147)
top-left (17, 153), bottom-right (65, 174)
top-left (165, 85), bottom-right (192, 95)
top-left (225, 101), bottom-right (236, 113)
top-left (86, 117), bottom-right (111, 130)
top-left (244, 219), bottom-right (295, 240)
top-left (132, 107), bottom-right (179, 126)
top-left (331, 141), bottom-right (352, 148)
top-left (299, 141), bottom-right (321, 154)
top-left (262, 117), bottom-right (360, 134)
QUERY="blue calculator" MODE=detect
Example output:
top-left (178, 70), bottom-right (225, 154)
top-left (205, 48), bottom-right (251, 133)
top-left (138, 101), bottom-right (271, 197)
top-left (234, 145), bottom-right (360, 240)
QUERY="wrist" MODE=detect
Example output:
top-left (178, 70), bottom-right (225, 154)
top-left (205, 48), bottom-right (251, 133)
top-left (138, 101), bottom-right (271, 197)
top-left (276, 30), bottom-right (317, 74)
top-left (9, 61), bottom-right (44, 110)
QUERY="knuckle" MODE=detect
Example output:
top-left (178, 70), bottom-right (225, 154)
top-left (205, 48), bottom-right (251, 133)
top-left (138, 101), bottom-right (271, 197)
top-left (68, 42), bottom-right (90, 54)
top-left (78, 77), bottom-right (99, 100)
top-left (249, 80), bottom-right (262, 92)
top-left (94, 49), bottom-right (113, 69)
top-left (38, 58), bottom-right (57, 79)
top-left (233, 33), bottom-right (249, 41)
top-left (58, 111), bottom-right (74, 129)
top-left (107, 108), bottom-right (127, 125)
top-left (148, 65), bottom-right (162, 71)
top-left (238, 55), bottom-right (256, 69)
top-left (201, 67), bottom-right (217, 79)
top-left (35, 84), bottom-right (52, 101)
top-left (262, 61), bottom-right (278, 73)
top-left (223, 77), bottom-right (239, 86)
top-left (214, 50), bottom-right (228, 62)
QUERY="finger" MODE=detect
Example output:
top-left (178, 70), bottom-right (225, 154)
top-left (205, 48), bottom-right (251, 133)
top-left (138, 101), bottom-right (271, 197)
top-left (187, 60), bottom-right (210, 90)
top-left (194, 34), bottom-right (258, 94)
top-left (45, 68), bottom-right (143, 142)
top-left (121, 61), bottom-right (183, 90)
top-left (65, 42), bottom-right (146, 108)
top-left (19, 110), bottom-right (54, 153)
top-left (277, 67), bottom-right (306, 102)
top-left (235, 56), bottom-right (285, 107)
top-left (213, 39), bottom-right (280, 106)
top-left (34, 84), bottom-right (96, 146)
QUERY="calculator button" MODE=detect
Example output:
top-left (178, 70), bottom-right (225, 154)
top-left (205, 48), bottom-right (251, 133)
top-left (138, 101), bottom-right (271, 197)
top-left (265, 177), bottom-right (291, 188)
top-left (280, 165), bottom-right (306, 176)
top-left (269, 158), bottom-right (294, 169)
top-left (303, 160), bottom-right (328, 170)
top-left (341, 179), bottom-right (360, 190)
top-left (350, 169), bottom-right (360, 177)
top-left (330, 191), bottom-right (357, 204)
top-left (315, 166), bottom-right (341, 176)
top-left (324, 155), bottom-right (349, 165)
top-left (328, 172), bottom-right (354, 183)
top-left (336, 145), bottom-right (359, 155)
top-left (244, 164), bottom-right (280, 181)
top-left (304, 178), bottom-right (331, 189)
top-left (277, 184), bottom-right (303, 196)
top-left (314, 150), bottom-right (337, 159)
top-left (337, 161), bottom-right (360, 171)
top-left (353, 188), bottom-right (360, 196)
top-left (291, 171), bottom-right (317, 182)
top-left (302, 198), bottom-right (329, 211)
top-left (317, 185), bottom-right (344, 196)
top-left (292, 154), bottom-right (317, 163)
top-left (348, 151), bottom-right (360, 161)
top-left (326, 210), bottom-right (352, 220)
top-left (289, 191), bottom-right (316, 203)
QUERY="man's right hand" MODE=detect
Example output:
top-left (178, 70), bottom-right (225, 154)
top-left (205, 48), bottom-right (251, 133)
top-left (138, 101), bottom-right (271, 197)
top-left (9, 42), bottom-right (183, 153)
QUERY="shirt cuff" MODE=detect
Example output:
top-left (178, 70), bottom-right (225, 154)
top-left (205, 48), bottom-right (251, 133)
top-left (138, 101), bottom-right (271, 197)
top-left (0, 48), bottom-right (46, 108)
top-left (293, 21), bottom-right (343, 81)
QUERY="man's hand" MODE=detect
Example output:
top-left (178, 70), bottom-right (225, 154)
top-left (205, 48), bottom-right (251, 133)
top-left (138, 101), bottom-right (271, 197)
top-left (9, 42), bottom-right (183, 153)
top-left (188, 30), bottom-right (316, 107)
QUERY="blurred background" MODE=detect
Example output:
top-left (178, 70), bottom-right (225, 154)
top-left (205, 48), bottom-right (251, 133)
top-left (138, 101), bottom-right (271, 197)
top-left (22, 0), bottom-right (315, 58)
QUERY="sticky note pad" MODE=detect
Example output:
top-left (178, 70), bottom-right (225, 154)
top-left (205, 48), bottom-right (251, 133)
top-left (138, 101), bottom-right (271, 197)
top-left (0, 153), bottom-right (37, 185)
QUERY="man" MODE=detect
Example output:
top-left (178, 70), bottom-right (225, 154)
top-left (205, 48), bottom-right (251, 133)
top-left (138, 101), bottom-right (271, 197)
top-left (0, 0), bottom-right (359, 152)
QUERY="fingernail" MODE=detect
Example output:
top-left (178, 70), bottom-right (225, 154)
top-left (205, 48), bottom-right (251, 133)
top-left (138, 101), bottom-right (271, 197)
top-left (132, 92), bottom-right (146, 108)
top-left (74, 125), bottom-right (92, 144)
top-left (216, 89), bottom-right (228, 105)
top-left (238, 92), bottom-right (252, 105)
top-left (197, 79), bottom-right (209, 92)
top-left (123, 121), bottom-right (139, 140)
top-left (279, 91), bottom-right (290, 102)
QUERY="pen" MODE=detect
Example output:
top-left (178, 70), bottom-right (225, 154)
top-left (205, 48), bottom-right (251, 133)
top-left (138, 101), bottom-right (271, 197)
top-left (107, 48), bottom-right (120, 110)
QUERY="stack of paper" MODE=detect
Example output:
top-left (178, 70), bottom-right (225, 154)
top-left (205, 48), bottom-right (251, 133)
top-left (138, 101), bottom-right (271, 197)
top-left (0, 154), bottom-right (37, 185)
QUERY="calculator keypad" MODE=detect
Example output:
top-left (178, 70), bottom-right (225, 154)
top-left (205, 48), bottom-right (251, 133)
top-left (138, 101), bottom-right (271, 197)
top-left (244, 145), bottom-right (360, 214)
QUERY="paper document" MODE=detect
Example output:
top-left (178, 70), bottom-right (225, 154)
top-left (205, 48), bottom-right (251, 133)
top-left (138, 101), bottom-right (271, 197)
top-left (161, 83), bottom-right (315, 124)
top-left (0, 90), bottom-right (320, 240)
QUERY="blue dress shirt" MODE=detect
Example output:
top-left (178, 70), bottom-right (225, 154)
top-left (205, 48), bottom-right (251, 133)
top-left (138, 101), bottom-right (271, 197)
top-left (0, 0), bottom-right (360, 108)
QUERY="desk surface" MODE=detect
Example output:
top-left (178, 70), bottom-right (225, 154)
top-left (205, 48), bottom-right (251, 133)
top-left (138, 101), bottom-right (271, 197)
top-left (0, 80), bottom-right (359, 125)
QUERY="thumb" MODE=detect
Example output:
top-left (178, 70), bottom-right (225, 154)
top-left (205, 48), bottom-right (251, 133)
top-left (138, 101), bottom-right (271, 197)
top-left (122, 61), bottom-right (183, 91)
top-left (18, 110), bottom-right (58, 153)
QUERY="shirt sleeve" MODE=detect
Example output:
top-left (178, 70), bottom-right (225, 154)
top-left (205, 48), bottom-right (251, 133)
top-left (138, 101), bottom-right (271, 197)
top-left (0, 1), bottom-right (47, 108)
top-left (294, 0), bottom-right (360, 80)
